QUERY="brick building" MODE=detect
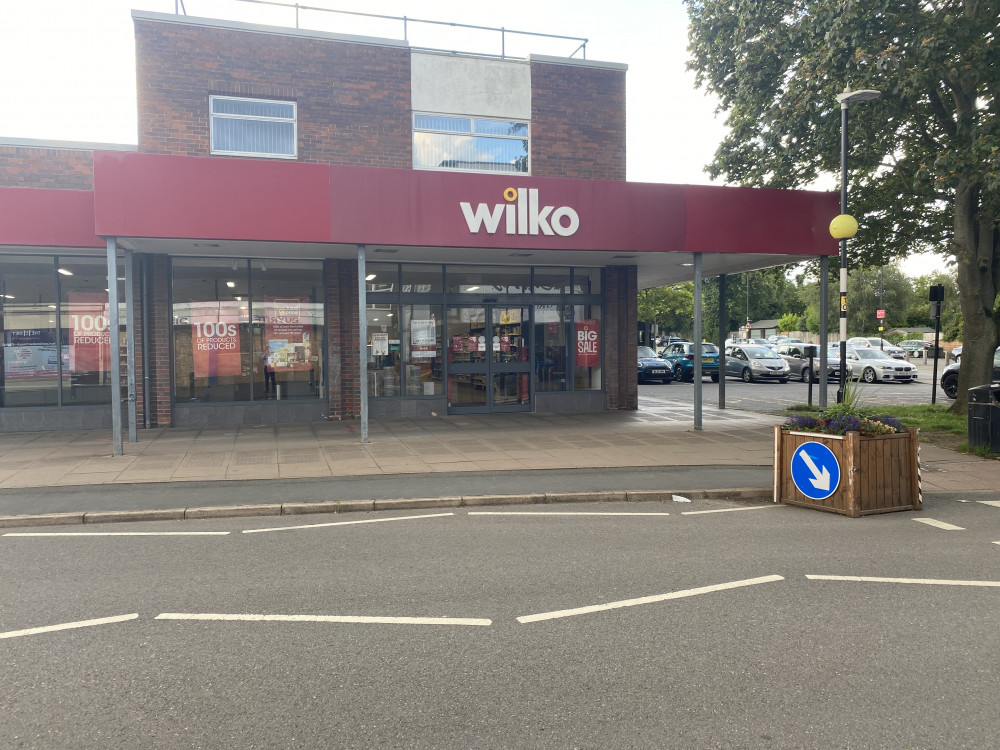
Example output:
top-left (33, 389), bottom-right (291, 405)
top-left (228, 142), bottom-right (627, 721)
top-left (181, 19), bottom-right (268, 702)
top-left (0, 8), bottom-right (836, 438)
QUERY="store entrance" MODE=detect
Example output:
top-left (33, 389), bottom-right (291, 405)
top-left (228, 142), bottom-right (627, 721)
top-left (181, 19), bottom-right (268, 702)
top-left (445, 306), bottom-right (531, 414)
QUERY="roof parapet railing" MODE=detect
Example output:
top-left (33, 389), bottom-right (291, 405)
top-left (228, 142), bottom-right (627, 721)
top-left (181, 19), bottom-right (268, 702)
top-left (174, 0), bottom-right (588, 59)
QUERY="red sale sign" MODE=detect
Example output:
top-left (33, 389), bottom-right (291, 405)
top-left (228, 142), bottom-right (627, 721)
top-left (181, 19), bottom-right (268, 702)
top-left (191, 302), bottom-right (242, 377)
top-left (576, 319), bottom-right (600, 367)
top-left (68, 292), bottom-right (111, 373)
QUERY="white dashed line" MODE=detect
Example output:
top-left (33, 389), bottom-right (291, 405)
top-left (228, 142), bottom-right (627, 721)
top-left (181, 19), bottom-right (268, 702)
top-left (242, 512), bottom-right (454, 534)
top-left (912, 518), bottom-right (965, 531)
top-left (155, 613), bottom-right (491, 627)
top-left (4, 531), bottom-right (230, 537)
top-left (807, 575), bottom-right (1000, 587)
top-left (681, 505), bottom-right (779, 515)
top-left (516, 574), bottom-right (784, 624)
top-left (468, 511), bottom-right (670, 517)
top-left (0, 613), bottom-right (139, 640)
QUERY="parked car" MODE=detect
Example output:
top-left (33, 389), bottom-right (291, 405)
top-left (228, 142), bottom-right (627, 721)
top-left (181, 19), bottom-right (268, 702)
top-left (846, 347), bottom-right (918, 383)
top-left (847, 336), bottom-right (906, 360)
top-left (939, 346), bottom-right (1000, 399)
top-left (637, 346), bottom-right (672, 384)
top-left (724, 344), bottom-right (790, 383)
top-left (899, 339), bottom-right (933, 355)
top-left (659, 341), bottom-right (720, 382)
top-left (951, 345), bottom-right (963, 363)
top-left (656, 335), bottom-right (686, 348)
top-left (776, 343), bottom-right (850, 382)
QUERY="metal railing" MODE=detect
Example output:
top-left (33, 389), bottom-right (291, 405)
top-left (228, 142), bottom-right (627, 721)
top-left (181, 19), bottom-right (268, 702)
top-left (173, 0), bottom-right (588, 59)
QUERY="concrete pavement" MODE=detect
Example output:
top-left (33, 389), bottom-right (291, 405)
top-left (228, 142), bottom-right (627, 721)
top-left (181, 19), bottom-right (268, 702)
top-left (0, 395), bottom-right (995, 526)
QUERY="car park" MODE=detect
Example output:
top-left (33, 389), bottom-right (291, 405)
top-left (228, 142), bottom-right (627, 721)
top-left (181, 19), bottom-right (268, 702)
top-left (899, 339), bottom-right (933, 356)
top-left (939, 346), bottom-right (1000, 399)
top-left (847, 336), bottom-right (906, 359)
top-left (846, 347), bottom-right (918, 383)
top-left (659, 341), bottom-right (720, 382)
top-left (724, 344), bottom-right (790, 383)
top-left (776, 343), bottom-right (850, 382)
top-left (637, 346), bottom-right (672, 384)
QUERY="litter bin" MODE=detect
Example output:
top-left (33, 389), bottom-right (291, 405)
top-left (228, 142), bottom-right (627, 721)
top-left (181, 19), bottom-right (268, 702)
top-left (968, 384), bottom-right (1000, 452)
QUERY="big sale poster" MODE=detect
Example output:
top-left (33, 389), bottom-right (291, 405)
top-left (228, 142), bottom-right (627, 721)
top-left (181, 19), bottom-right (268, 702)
top-left (68, 291), bottom-right (111, 373)
top-left (192, 302), bottom-right (242, 377)
top-left (264, 297), bottom-right (311, 371)
top-left (576, 319), bottom-right (600, 367)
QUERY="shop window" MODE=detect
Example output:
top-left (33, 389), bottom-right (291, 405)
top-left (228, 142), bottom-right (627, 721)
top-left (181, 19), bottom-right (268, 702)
top-left (413, 114), bottom-right (529, 174)
top-left (534, 305), bottom-right (568, 392)
top-left (172, 259), bottom-right (252, 403)
top-left (446, 265), bottom-right (530, 295)
top-left (533, 268), bottom-right (571, 295)
top-left (365, 263), bottom-right (399, 294)
top-left (574, 305), bottom-right (602, 390)
top-left (60, 257), bottom-right (123, 406)
top-left (402, 305), bottom-right (443, 396)
top-left (210, 96), bottom-right (297, 159)
top-left (401, 264), bottom-right (442, 294)
top-left (250, 260), bottom-right (324, 401)
top-left (573, 268), bottom-right (602, 294)
top-left (0, 257), bottom-right (60, 407)
top-left (367, 304), bottom-right (400, 397)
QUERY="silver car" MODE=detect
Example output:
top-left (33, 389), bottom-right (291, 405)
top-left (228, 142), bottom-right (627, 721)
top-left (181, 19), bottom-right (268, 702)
top-left (777, 343), bottom-right (851, 382)
top-left (725, 344), bottom-right (790, 383)
top-left (847, 347), bottom-right (917, 383)
top-left (847, 336), bottom-right (906, 360)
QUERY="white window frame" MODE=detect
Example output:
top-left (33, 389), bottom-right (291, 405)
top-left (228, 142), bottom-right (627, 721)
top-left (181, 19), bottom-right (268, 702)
top-left (412, 113), bottom-right (530, 175)
top-left (209, 95), bottom-right (298, 159)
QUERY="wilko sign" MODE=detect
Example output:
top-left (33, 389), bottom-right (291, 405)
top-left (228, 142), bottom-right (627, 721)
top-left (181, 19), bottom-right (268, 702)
top-left (460, 187), bottom-right (580, 237)
top-left (576, 319), bottom-right (600, 367)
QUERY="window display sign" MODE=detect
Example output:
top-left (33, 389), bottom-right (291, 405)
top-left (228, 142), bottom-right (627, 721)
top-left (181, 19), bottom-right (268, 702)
top-left (192, 303), bottom-right (242, 377)
top-left (371, 332), bottom-right (389, 356)
top-left (264, 296), bottom-right (311, 371)
top-left (3, 329), bottom-right (59, 380)
top-left (410, 319), bottom-right (437, 358)
top-left (68, 292), bottom-right (110, 373)
top-left (576, 319), bottom-right (600, 367)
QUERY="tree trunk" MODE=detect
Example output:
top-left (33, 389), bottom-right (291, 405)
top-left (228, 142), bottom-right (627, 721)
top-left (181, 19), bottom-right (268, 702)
top-left (951, 177), bottom-right (999, 415)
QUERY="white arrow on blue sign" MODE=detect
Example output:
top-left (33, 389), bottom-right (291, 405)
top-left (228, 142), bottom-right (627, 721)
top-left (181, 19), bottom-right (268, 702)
top-left (790, 442), bottom-right (841, 501)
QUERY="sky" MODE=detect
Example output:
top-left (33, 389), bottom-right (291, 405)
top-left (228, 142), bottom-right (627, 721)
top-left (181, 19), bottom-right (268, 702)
top-left (0, 0), bottom-right (943, 277)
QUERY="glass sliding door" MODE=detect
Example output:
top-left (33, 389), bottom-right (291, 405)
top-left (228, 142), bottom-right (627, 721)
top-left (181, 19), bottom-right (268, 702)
top-left (446, 305), bottom-right (530, 414)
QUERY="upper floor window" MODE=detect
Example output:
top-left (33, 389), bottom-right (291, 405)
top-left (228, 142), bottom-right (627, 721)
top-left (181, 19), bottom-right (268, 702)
top-left (210, 96), bottom-right (297, 159)
top-left (413, 114), bottom-right (528, 174)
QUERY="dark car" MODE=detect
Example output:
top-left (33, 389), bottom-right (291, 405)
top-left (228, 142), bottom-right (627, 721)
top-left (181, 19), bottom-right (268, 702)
top-left (939, 346), bottom-right (1000, 399)
top-left (776, 343), bottom-right (850, 383)
top-left (637, 346), bottom-right (672, 384)
top-left (659, 341), bottom-right (720, 382)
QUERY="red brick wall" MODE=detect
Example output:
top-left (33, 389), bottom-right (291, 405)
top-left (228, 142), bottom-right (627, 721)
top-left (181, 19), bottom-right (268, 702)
top-left (529, 61), bottom-right (626, 180)
top-left (0, 146), bottom-right (94, 189)
top-left (325, 259), bottom-right (361, 420)
top-left (143, 254), bottom-right (173, 427)
top-left (604, 265), bottom-right (638, 409)
top-left (135, 18), bottom-right (412, 168)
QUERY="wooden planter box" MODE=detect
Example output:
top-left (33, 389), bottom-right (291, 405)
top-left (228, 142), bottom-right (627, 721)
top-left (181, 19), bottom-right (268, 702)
top-left (773, 426), bottom-right (921, 517)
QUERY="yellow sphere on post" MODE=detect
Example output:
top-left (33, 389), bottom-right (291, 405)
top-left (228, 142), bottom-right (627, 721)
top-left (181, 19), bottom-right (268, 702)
top-left (829, 214), bottom-right (859, 239)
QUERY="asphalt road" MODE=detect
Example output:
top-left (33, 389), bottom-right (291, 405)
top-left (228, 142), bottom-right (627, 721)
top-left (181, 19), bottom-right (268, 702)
top-left (641, 360), bottom-right (946, 413)
top-left (2, 495), bottom-right (998, 749)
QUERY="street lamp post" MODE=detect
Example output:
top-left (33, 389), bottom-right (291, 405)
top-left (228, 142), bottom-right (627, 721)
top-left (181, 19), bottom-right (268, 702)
top-left (831, 87), bottom-right (881, 403)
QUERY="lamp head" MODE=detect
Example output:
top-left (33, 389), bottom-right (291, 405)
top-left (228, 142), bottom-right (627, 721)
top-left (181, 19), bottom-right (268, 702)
top-left (830, 214), bottom-right (859, 239)
top-left (837, 88), bottom-right (882, 108)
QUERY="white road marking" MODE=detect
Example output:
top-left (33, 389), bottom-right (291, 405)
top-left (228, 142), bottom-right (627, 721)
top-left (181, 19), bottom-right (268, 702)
top-left (241, 512), bottom-right (454, 534)
top-left (155, 613), bottom-right (491, 627)
top-left (516, 574), bottom-right (784, 624)
top-left (807, 575), bottom-right (1000, 587)
top-left (4, 531), bottom-right (230, 537)
top-left (468, 511), bottom-right (670, 517)
top-left (912, 518), bottom-right (965, 531)
top-left (682, 505), bottom-right (779, 515)
top-left (978, 500), bottom-right (1000, 508)
top-left (0, 613), bottom-right (138, 640)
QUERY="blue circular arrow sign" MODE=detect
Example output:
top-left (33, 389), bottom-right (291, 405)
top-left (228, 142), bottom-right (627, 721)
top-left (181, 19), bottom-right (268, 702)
top-left (790, 442), bottom-right (841, 501)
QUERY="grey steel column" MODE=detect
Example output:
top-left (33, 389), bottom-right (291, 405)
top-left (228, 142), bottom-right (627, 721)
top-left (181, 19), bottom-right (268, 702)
top-left (358, 244), bottom-right (368, 444)
top-left (818, 255), bottom-right (829, 408)
top-left (124, 249), bottom-right (137, 442)
top-left (106, 238), bottom-right (123, 456)
top-left (693, 253), bottom-right (703, 430)
top-left (718, 274), bottom-right (727, 409)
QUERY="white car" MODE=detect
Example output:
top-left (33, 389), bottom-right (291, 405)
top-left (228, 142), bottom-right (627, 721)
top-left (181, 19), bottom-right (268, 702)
top-left (847, 336), bottom-right (906, 360)
top-left (847, 347), bottom-right (917, 383)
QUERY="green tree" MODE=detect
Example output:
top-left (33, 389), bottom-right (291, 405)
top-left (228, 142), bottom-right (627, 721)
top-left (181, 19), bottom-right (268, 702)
top-left (686, 1), bottom-right (1000, 413)
top-left (637, 284), bottom-right (694, 339)
top-left (778, 312), bottom-right (800, 333)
